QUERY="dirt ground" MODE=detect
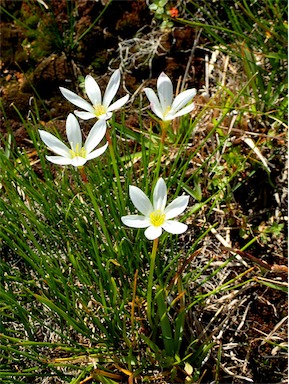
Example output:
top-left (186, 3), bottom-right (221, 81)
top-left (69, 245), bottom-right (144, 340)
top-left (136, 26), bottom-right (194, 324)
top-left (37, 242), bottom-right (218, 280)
top-left (0, 0), bottom-right (204, 136)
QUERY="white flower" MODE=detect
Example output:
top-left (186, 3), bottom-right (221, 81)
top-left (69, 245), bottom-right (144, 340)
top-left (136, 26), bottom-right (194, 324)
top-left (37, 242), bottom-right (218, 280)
top-left (121, 178), bottom-right (189, 240)
top-left (144, 72), bottom-right (196, 121)
top-left (59, 69), bottom-right (129, 120)
top-left (39, 113), bottom-right (108, 167)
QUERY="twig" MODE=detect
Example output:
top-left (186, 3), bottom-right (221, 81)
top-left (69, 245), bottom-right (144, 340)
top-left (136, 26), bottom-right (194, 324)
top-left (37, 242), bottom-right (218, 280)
top-left (180, 27), bottom-right (203, 92)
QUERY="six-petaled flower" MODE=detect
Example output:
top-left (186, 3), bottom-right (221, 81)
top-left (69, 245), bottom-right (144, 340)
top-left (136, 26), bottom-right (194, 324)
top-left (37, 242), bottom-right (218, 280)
top-left (39, 113), bottom-right (108, 167)
top-left (60, 69), bottom-right (129, 121)
top-left (121, 178), bottom-right (189, 240)
top-left (144, 72), bottom-right (196, 121)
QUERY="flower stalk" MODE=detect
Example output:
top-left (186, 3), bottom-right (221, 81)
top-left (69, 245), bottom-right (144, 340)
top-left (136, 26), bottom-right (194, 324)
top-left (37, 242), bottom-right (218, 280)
top-left (106, 124), bottom-right (125, 212)
top-left (147, 237), bottom-right (159, 326)
top-left (79, 166), bottom-right (88, 183)
top-left (154, 120), bottom-right (170, 181)
top-left (85, 182), bottom-right (114, 250)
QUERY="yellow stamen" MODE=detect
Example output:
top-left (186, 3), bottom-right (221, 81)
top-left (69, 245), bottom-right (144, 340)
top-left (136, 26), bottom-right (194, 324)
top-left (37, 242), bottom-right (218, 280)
top-left (163, 105), bottom-right (171, 117)
top-left (69, 143), bottom-right (87, 158)
top-left (93, 104), bottom-right (106, 116)
top-left (149, 210), bottom-right (166, 227)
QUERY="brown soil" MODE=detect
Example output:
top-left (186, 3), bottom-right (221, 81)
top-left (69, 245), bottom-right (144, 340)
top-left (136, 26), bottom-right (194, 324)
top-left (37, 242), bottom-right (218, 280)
top-left (0, 0), bottom-right (205, 144)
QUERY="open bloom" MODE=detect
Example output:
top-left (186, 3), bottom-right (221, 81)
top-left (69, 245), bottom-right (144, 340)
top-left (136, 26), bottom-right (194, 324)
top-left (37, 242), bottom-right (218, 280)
top-left (39, 113), bottom-right (108, 167)
top-left (121, 178), bottom-right (189, 240)
top-left (60, 69), bottom-right (129, 120)
top-left (144, 72), bottom-right (196, 121)
top-left (168, 7), bottom-right (179, 17)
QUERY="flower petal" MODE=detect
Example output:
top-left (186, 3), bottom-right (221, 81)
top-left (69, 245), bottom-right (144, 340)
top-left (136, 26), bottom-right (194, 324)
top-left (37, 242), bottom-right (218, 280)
top-left (103, 69), bottom-right (120, 108)
top-left (70, 157), bottom-right (88, 167)
top-left (153, 178), bottom-right (167, 211)
top-left (86, 143), bottom-right (108, 160)
top-left (157, 72), bottom-right (173, 112)
top-left (74, 111), bottom-right (97, 120)
top-left (66, 113), bottom-right (82, 151)
top-left (143, 88), bottom-right (163, 120)
top-left (39, 130), bottom-right (70, 157)
top-left (107, 94), bottom-right (129, 112)
top-left (129, 185), bottom-right (153, 216)
top-left (60, 87), bottom-right (95, 113)
top-left (144, 225), bottom-right (162, 240)
top-left (84, 119), bottom-right (107, 154)
top-left (171, 89), bottom-right (196, 113)
top-left (121, 215), bottom-right (150, 228)
top-left (162, 220), bottom-right (188, 234)
top-left (85, 75), bottom-right (102, 105)
top-left (45, 155), bottom-right (72, 165)
top-left (97, 112), bottom-right (113, 120)
top-left (168, 103), bottom-right (195, 119)
top-left (165, 196), bottom-right (189, 219)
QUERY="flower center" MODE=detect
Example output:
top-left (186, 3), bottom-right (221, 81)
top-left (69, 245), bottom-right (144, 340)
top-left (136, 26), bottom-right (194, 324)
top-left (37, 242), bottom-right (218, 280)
top-left (93, 103), bottom-right (107, 117)
top-left (70, 143), bottom-right (87, 158)
top-left (149, 210), bottom-right (166, 227)
top-left (163, 105), bottom-right (171, 117)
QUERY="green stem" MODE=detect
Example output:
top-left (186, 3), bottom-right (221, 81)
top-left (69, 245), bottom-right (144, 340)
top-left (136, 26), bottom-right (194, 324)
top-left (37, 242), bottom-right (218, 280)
top-left (85, 182), bottom-right (114, 249)
top-left (73, 0), bottom-right (112, 47)
top-left (240, 236), bottom-right (258, 251)
top-left (154, 121), bottom-right (169, 181)
top-left (106, 128), bottom-right (125, 212)
top-left (147, 237), bottom-right (159, 326)
top-left (154, 138), bottom-right (164, 182)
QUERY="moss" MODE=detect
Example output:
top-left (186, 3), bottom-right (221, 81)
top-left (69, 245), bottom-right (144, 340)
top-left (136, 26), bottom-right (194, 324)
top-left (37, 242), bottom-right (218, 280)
top-left (90, 54), bottom-right (108, 72)
top-left (25, 14), bottom-right (39, 29)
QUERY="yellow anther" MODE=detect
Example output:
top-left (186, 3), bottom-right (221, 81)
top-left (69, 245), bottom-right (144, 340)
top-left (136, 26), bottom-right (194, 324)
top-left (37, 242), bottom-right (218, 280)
top-left (94, 104), bottom-right (106, 116)
top-left (149, 210), bottom-right (166, 227)
top-left (69, 143), bottom-right (87, 158)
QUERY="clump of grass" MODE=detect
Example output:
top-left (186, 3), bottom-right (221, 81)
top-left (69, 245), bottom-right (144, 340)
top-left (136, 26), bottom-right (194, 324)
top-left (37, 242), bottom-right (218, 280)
top-left (0, 0), bottom-right (111, 61)
top-left (183, 0), bottom-right (287, 116)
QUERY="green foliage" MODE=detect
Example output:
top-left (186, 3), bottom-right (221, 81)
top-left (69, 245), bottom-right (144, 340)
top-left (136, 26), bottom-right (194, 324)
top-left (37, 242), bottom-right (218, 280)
top-left (148, 0), bottom-right (176, 30)
top-left (0, 0), bottom-right (112, 61)
top-left (0, 98), bottom-right (256, 381)
top-left (182, 0), bottom-right (287, 114)
top-left (3, 83), bottom-right (280, 380)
